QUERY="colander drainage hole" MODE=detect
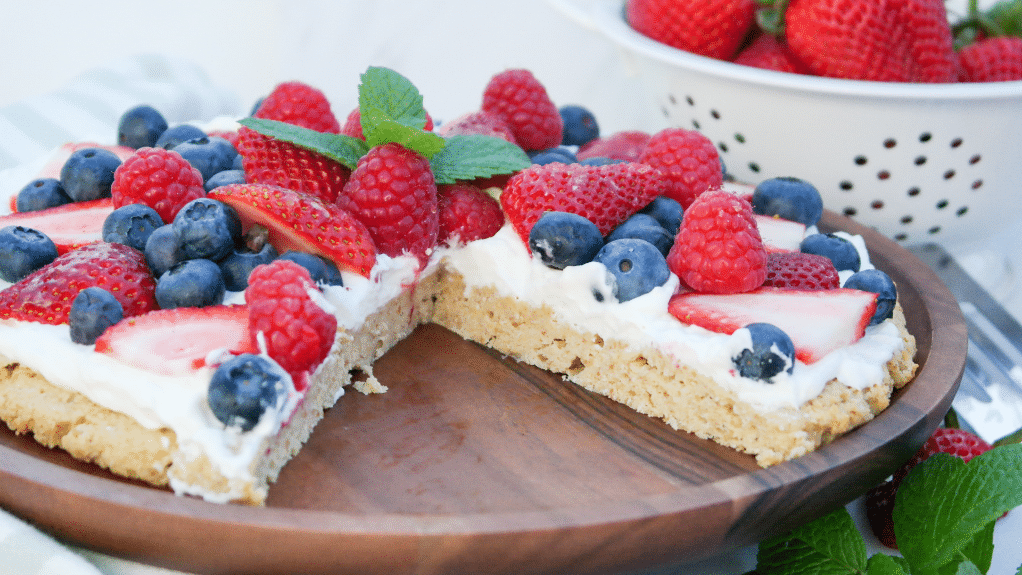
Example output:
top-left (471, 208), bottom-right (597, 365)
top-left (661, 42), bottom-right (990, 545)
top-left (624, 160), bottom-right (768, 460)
top-left (843, 207), bottom-right (857, 217)
top-left (884, 138), bottom-right (897, 149)
top-left (854, 155), bottom-right (868, 166)
top-left (840, 181), bottom-right (853, 191)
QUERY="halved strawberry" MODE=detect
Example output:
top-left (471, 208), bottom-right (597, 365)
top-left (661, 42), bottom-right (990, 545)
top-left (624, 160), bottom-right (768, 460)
top-left (207, 183), bottom-right (376, 277)
top-left (668, 286), bottom-right (878, 363)
top-left (0, 198), bottom-right (113, 254)
top-left (37, 142), bottom-right (135, 180)
top-left (754, 214), bottom-right (806, 253)
top-left (96, 305), bottom-right (256, 376)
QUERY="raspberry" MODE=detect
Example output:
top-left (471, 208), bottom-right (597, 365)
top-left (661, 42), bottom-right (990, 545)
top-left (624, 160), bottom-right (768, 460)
top-left (763, 251), bottom-right (840, 290)
top-left (245, 259), bottom-right (337, 388)
top-left (435, 110), bottom-right (519, 146)
top-left (0, 242), bottom-right (157, 325)
top-left (958, 37), bottom-right (1022, 82)
top-left (253, 81), bottom-right (341, 133)
top-left (110, 147), bottom-right (206, 223)
top-left (236, 127), bottom-right (351, 204)
top-left (206, 129), bottom-right (240, 148)
top-left (666, 189), bottom-right (767, 294)
top-left (341, 107), bottom-right (434, 140)
top-left (437, 183), bottom-right (505, 245)
top-left (335, 143), bottom-right (439, 265)
top-left (500, 162), bottom-right (665, 242)
top-left (481, 69), bottom-right (563, 152)
top-left (639, 128), bottom-right (723, 209)
top-left (576, 131), bottom-right (651, 162)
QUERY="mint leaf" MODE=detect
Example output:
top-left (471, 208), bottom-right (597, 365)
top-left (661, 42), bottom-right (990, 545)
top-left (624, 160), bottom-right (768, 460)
top-left (953, 560), bottom-right (983, 575)
top-left (867, 553), bottom-right (908, 575)
top-left (237, 117), bottom-right (368, 169)
top-left (358, 66), bottom-right (429, 143)
top-left (365, 115), bottom-right (446, 158)
top-left (755, 507), bottom-right (868, 574)
top-left (894, 444), bottom-right (1022, 575)
top-left (430, 135), bottom-right (531, 185)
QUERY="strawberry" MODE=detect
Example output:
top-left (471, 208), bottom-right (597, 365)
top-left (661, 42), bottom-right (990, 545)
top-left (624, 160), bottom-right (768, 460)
top-left (207, 184), bottom-right (376, 278)
top-left (638, 128), bottom-right (723, 209)
top-left (36, 142), bottom-right (135, 180)
top-left (341, 107), bottom-right (435, 140)
top-left (668, 286), bottom-right (877, 363)
top-left (785, 0), bottom-right (957, 82)
top-left (435, 110), bottom-right (519, 146)
top-left (206, 129), bottom-right (240, 148)
top-left (499, 161), bottom-right (665, 242)
top-left (0, 242), bottom-right (157, 325)
top-left (763, 251), bottom-right (840, 290)
top-left (666, 190), bottom-right (766, 293)
top-left (626, 0), bottom-right (757, 60)
top-left (732, 34), bottom-right (811, 74)
top-left (437, 183), bottom-right (505, 245)
top-left (253, 81), bottom-right (341, 133)
top-left (236, 126), bottom-right (351, 204)
top-left (958, 36), bottom-right (1022, 82)
top-left (110, 147), bottom-right (206, 224)
top-left (481, 69), bottom-right (563, 152)
top-left (753, 214), bottom-right (807, 253)
top-left (335, 142), bottom-right (439, 265)
top-left (245, 259), bottom-right (337, 388)
top-left (0, 198), bottom-right (113, 254)
top-left (95, 305), bottom-right (255, 375)
top-left (576, 131), bottom-right (651, 162)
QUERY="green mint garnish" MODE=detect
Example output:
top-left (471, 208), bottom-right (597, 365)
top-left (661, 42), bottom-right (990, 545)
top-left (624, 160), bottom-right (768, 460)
top-left (754, 443), bottom-right (1022, 575)
top-left (430, 134), bottom-right (531, 185)
top-left (237, 117), bottom-right (368, 169)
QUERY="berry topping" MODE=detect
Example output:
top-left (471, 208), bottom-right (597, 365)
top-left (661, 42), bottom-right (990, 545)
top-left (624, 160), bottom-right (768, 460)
top-left (763, 251), bottom-right (840, 291)
top-left (102, 203), bottom-right (164, 252)
top-left (207, 353), bottom-right (289, 432)
top-left (336, 142), bottom-right (439, 265)
top-left (800, 233), bottom-right (861, 273)
top-left (606, 213), bottom-right (674, 257)
top-left (0, 198), bottom-right (113, 255)
top-left (110, 147), bottom-right (206, 224)
top-left (593, 238), bottom-right (671, 302)
top-left (436, 183), bottom-right (504, 246)
top-left (143, 224), bottom-right (185, 277)
top-left (666, 189), bottom-right (767, 294)
top-left (528, 211), bottom-right (604, 269)
top-left (638, 127), bottom-right (723, 209)
top-left (208, 184), bottom-right (377, 278)
top-left (60, 147), bottom-right (123, 202)
top-left (172, 136), bottom-right (239, 182)
top-left (638, 195), bottom-right (684, 236)
top-left (751, 177), bottom-right (824, 227)
top-left (95, 304), bottom-right (256, 376)
top-left (155, 124), bottom-right (206, 150)
top-left (559, 105), bottom-right (600, 147)
top-left (68, 287), bottom-right (123, 345)
top-left (732, 322), bottom-right (796, 382)
top-left (155, 258), bottom-right (226, 309)
top-left (171, 198), bottom-right (242, 262)
top-left (117, 105), bottom-right (168, 149)
top-left (219, 242), bottom-right (278, 292)
top-left (245, 260), bottom-right (337, 386)
top-left (481, 69), bottom-right (563, 152)
top-left (236, 126), bottom-right (351, 204)
top-left (577, 130), bottom-right (651, 162)
top-left (435, 110), bottom-right (519, 146)
top-left (752, 213), bottom-right (807, 253)
top-left (15, 178), bottom-right (71, 212)
top-left (0, 242), bottom-right (157, 325)
top-left (253, 81), bottom-right (341, 133)
top-left (844, 269), bottom-right (897, 325)
top-left (0, 226), bottom-right (59, 283)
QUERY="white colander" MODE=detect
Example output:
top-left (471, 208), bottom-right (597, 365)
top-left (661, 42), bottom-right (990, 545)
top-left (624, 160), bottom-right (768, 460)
top-left (550, 0), bottom-right (1022, 250)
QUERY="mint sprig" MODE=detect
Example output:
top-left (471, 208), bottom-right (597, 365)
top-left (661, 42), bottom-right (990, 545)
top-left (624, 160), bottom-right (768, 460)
top-left (237, 117), bottom-right (368, 168)
top-left (431, 134), bottom-right (530, 185)
top-left (754, 443), bottom-right (1022, 575)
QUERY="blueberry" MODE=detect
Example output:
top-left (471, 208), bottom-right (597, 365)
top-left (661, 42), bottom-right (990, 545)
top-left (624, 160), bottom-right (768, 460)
top-left (732, 323), bottom-right (796, 382)
top-left (0, 226), bottom-right (58, 283)
top-left (102, 203), bottom-right (164, 251)
top-left (172, 198), bottom-right (242, 261)
top-left (579, 156), bottom-right (626, 166)
top-left (593, 238), bottom-right (671, 302)
top-left (117, 105), bottom-right (168, 149)
top-left (219, 243), bottom-right (278, 291)
top-left (639, 196), bottom-right (684, 236)
top-left (69, 287), bottom-right (123, 345)
top-left (231, 153), bottom-right (245, 171)
top-left (59, 147), bottom-right (123, 202)
top-left (751, 177), bottom-right (824, 227)
top-left (15, 178), bottom-right (71, 212)
top-left (154, 124), bottom-right (206, 150)
top-left (800, 233), bottom-right (860, 272)
top-left (530, 147), bottom-right (577, 165)
top-left (155, 258), bottom-right (226, 309)
top-left (204, 169), bottom-right (246, 192)
top-left (606, 213), bottom-right (674, 257)
top-left (528, 211), bottom-right (604, 269)
top-left (207, 354), bottom-right (288, 432)
top-left (559, 105), bottom-right (600, 147)
top-left (278, 250), bottom-right (333, 284)
top-left (144, 224), bottom-right (186, 277)
top-left (173, 136), bottom-right (239, 182)
top-left (844, 269), bottom-right (897, 325)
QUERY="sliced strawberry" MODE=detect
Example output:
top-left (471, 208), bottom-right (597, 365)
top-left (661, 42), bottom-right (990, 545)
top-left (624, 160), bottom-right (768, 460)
top-left (96, 305), bottom-right (256, 376)
top-left (668, 286), bottom-right (878, 363)
top-left (37, 142), bottom-right (135, 180)
top-left (207, 183), bottom-right (376, 277)
top-left (0, 198), bottom-right (113, 254)
top-left (754, 214), bottom-right (806, 253)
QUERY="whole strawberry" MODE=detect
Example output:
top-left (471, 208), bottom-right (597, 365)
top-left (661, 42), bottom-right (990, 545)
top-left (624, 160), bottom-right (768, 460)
top-left (0, 242), bottom-right (157, 325)
top-left (666, 189), bottom-right (767, 294)
top-left (785, 0), bottom-right (957, 82)
top-left (638, 128), bottom-right (723, 209)
top-left (254, 81), bottom-right (341, 133)
top-left (236, 126), bottom-right (350, 204)
top-left (110, 147), bottom-right (206, 224)
top-left (335, 142), bottom-right (439, 265)
top-left (959, 36), bottom-right (1022, 82)
top-left (437, 183), bottom-right (505, 245)
top-left (733, 34), bottom-right (811, 74)
top-left (626, 0), bottom-right (756, 60)
top-left (481, 69), bottom-right (563, 152)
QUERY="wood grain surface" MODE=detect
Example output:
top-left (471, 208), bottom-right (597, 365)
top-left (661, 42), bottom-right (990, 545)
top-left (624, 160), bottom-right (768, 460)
top-left (0, 210), bottom-right (967, 575)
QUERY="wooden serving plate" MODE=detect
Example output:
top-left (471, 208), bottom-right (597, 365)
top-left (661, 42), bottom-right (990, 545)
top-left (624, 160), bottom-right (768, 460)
top-left (0, 210), bottom-right (966, 575)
